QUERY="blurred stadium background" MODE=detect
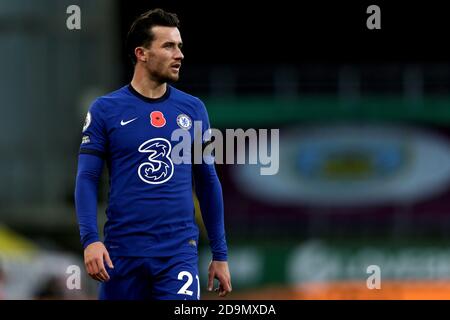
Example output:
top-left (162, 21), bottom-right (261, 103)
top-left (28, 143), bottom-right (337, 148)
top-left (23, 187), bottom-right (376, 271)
top-left (1, 0), bottom-right (450, 299)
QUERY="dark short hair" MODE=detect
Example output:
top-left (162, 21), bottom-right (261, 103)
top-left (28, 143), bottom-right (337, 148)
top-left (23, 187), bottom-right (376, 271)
top-left (126, 8), bottom-right (180, 65)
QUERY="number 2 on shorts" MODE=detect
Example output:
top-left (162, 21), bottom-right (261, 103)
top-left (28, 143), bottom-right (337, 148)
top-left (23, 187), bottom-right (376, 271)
top-left (177, 271), bottom-right (200, 299)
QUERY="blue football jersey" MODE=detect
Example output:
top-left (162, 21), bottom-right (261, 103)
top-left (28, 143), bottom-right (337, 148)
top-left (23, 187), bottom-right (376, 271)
top-left (79, 84), bottom-right (211, 257)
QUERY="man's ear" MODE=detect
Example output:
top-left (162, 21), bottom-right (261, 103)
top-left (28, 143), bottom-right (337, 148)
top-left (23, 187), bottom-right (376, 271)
top-left (135, 47), bottom-right (147, 63)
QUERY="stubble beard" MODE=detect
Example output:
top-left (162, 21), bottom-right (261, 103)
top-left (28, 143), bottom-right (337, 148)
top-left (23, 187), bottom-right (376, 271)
top-left (149, 67), bottom-right (180, 84)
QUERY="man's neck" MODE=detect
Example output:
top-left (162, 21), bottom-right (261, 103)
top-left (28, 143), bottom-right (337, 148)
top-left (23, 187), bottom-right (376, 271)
top-left (131, 68), bottom-right (167, 99)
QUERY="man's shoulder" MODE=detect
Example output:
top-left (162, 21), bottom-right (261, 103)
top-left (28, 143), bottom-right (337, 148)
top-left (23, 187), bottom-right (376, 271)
top-left (89, 85), bottom-right (132, 111)
top-left (170, 85), bottom-right (205, 107)
top-left (85, 86), bottom-right (133, 125)
top-left (97, 85), bottom-right (131, 103)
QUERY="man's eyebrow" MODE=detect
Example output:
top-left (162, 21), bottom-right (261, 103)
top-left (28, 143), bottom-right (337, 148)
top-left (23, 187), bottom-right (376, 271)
top-left (161, 41), bottom-right (183, 47)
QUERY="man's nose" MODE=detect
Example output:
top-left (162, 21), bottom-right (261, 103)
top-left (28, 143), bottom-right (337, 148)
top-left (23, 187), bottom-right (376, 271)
top-left (175, 48), bottom-right (184, 60)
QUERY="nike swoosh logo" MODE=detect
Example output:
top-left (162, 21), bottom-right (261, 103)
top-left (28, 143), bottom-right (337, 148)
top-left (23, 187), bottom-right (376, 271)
top-left (120, 117), bottom-right (138, 126)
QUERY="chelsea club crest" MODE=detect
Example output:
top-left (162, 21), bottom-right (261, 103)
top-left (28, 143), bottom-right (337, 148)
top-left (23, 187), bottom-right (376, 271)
top-left (176, 114), bottom-right (192, 130)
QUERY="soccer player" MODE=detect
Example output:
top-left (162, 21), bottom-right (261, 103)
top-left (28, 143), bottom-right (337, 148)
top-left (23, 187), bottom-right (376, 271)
top-left (74, 8), bottom-right (231, 300)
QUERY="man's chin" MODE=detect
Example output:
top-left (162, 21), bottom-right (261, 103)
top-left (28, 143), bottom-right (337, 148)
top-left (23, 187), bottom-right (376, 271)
top-left (162, 74), bottom-right (180, 83)
top-left (151, 71), bottom-right (180, 84)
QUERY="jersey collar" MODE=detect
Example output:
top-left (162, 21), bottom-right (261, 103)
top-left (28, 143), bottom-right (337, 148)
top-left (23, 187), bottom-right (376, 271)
top-left (127, 84), bottom-right (171, 103)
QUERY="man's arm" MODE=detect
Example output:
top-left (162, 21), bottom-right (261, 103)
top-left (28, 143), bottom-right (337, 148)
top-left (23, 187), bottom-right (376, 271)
top-left (193, 159), bottom-right (232, 297)
top-left (74, 153), bottom-right (113, 282)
